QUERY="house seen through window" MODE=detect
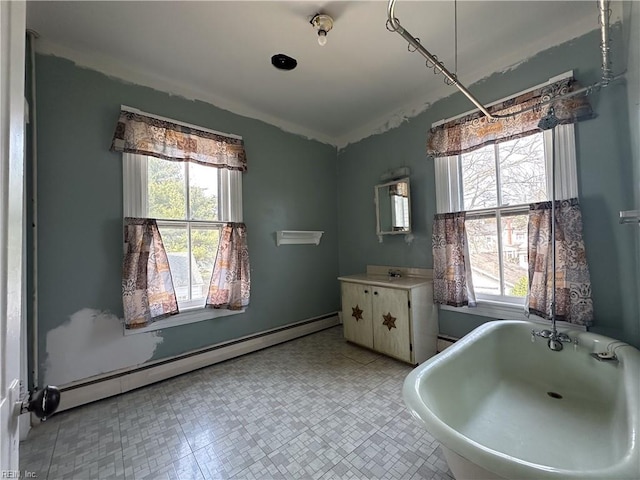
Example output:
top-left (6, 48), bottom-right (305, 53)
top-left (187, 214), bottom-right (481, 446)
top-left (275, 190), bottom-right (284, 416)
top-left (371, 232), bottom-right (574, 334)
top-left (459, 133), bottom-right (547, 300)
top-left (126, 154), bottom-right (242, 310)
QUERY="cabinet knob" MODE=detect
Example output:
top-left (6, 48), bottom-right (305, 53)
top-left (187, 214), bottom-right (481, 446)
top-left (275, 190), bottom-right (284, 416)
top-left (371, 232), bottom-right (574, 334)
top-left (374, 291), bottom-right (378, 295)
top-left (364, 289), bottom-right (369, 294)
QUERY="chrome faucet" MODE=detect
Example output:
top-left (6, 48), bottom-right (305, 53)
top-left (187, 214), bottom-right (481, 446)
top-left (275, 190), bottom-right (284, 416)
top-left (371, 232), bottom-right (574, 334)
top-left (388, 269), bottom-right (402, 278)
top-left (531, 328), bottom-right (573, 352)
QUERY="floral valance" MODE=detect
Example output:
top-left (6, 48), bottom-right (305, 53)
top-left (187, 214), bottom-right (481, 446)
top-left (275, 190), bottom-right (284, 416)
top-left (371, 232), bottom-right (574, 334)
top-left (427, 77), bottom-right (594, 158)
top-left (111, 109), bottom-right (247, 172)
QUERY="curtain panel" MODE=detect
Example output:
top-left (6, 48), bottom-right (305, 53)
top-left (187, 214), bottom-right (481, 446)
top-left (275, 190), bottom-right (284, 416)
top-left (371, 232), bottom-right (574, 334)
top-left (122, 217), bottom-right (178, 329)
top-left (432, 212), bottom-right (476, 307)
top-left (111, 110), bottom-right (247, 172)
top-left (526, 199), bottom-right (593, 326)
top-left (427, 77), bottom-right (593, 158)
top-left (206, 223), bottom-right (251, 310)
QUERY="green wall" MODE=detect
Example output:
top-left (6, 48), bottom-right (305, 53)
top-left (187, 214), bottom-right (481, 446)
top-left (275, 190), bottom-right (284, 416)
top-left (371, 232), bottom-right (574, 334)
top-left (35, 55), bottom-right (339, 384)
top-left (337, 26), bottom-right (640, 348)
top-left (33, 20), bottom-right (640, 385)
top-left (623, 2), bottom-right (640, 348)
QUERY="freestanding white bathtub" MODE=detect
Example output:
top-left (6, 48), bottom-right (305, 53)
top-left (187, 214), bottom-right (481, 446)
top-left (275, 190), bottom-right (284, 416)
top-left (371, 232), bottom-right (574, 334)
top-left (403, 320), bottom-right (640, 480)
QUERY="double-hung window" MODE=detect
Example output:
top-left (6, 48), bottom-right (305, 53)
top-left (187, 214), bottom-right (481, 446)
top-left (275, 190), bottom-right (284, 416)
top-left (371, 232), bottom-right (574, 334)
top-left (123, 154), bottom-right (243, 311)
top-left (435, 124), bottom-right (578, 311)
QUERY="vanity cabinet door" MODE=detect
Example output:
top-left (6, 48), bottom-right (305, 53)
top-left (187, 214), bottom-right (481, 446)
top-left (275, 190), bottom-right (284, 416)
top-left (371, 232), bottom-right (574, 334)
top-left (371, 286), bottom-right (411, 363)
top-left (341, 282), bottom-right (373, 348)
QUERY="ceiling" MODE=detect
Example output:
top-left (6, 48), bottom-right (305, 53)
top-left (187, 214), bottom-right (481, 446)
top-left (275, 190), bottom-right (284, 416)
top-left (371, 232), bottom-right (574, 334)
top-left (26, 1), bottom-right (616, 148)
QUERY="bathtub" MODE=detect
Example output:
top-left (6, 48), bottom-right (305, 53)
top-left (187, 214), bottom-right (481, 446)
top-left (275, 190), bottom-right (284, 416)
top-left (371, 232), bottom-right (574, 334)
top-left (403, 320), bottom-right (640, 480)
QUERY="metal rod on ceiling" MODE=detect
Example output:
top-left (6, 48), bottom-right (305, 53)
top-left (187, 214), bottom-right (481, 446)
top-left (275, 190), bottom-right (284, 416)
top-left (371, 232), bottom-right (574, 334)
top-left (386, 0), bottom-right (496, 120)
top-left (386, 0), bottom-right (621, 122)
top-left (598, 0), bottom-right (613, 86)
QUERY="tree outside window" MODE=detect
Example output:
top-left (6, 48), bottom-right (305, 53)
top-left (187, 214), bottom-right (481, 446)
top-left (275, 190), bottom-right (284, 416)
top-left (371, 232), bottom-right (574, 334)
top-left (147, 158), bottom-right (221, 305)
top-left (461, 134), bottom-right (546, 298)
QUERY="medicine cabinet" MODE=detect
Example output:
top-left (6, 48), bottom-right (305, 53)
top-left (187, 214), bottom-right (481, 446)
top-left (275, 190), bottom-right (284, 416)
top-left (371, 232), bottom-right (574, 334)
top-left (375, 177), bottom-right (411, 235)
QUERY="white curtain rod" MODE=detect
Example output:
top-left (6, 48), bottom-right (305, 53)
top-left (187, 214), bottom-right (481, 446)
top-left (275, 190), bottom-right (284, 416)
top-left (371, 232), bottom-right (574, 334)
top-left (120, 105), bottom-right (243, 140)
top-left (431, 70), bottom-right (573, 128)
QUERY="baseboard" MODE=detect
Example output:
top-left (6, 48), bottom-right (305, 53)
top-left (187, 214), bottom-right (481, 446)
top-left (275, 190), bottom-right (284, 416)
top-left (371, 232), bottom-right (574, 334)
top-left (437, 335), bottom-right (457, 352)
top-left (54, 313), bottom-right (339, 414)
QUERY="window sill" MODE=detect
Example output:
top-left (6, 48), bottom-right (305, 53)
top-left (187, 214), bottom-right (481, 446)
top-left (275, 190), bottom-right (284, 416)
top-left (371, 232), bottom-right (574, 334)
top-left (439, 300), bottom-right (587, 331)
top-left (439, 299), bottom-right (530, 320)
top-left (124, 307), bottom-right (245, 335)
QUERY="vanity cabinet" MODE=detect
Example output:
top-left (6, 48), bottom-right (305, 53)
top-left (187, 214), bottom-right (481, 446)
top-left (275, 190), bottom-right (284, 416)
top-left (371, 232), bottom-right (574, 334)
top-left (339, 273), bottom-right (438, 365)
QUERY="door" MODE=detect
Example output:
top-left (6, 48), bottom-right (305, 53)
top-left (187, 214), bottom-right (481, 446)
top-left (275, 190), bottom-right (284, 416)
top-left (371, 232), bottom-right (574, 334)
top-left (341, 282), bottom-right (373, 348)
top-left (372, 286), bottom-right (412, 362)
top-left (0, 0), bottom-right (26, 472)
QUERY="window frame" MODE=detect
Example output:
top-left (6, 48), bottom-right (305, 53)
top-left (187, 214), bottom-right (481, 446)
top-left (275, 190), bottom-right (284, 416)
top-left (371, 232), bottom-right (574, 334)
top-left (156, 219), bottom-right (221, 311)
top-left (460, 134), bottom-right (547, 302)
top-left (122, 153), bottom-right (244, 333)
top-left (434, 124), bottom-right (579, 318)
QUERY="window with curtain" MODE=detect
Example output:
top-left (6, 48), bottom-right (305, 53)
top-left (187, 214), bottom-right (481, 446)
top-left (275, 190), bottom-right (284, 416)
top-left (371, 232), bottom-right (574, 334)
top-left (433, 74), bottom-right (583, 310)
top-left (436, 125), bottom-right (578, 307)
top-left (431, 73), bottom-right (593, 322)
top-left (112, 107), bottom-right (249, 330)
top-left (123, 154), bottom-right (243, 311)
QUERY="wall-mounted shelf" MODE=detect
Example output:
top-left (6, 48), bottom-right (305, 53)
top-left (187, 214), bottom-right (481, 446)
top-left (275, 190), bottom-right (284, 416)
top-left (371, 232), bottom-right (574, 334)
top-left (276, 230), bottom-right (324, 246)
top-left (620, 210), bottom-right (640, 224)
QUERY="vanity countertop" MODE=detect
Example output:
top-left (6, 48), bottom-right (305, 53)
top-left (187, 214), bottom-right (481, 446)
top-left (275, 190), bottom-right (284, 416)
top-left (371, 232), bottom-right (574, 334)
top-left (337, 273), bottom-right (430, 289)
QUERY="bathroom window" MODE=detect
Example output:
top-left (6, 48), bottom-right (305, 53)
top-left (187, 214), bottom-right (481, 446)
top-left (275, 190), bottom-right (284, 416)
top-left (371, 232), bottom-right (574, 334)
top-left (435, 124), bottom-right (578, 310)
top-left (462, 134), bottom-right (545, 300)
top-left (123, 153), bottom-right (243, 311)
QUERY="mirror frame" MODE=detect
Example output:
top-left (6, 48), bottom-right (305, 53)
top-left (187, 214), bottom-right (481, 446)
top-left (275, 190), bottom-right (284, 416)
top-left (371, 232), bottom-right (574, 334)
top-left (375, 177), bottom-right (412, 235)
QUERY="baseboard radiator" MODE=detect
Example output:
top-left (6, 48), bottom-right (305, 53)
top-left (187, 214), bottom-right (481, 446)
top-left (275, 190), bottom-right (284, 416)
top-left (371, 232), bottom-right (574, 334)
top-left (437, 335), bottom-right (457, 352)
top-left (55, 313), bottom-right (339, 413)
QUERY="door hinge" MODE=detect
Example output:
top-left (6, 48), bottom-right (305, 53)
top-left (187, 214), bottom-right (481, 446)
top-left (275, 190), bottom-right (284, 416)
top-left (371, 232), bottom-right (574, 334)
top-left (410, 343), bottom-right (413, 352)
top-left (408, 299), bottom-right (411, 309)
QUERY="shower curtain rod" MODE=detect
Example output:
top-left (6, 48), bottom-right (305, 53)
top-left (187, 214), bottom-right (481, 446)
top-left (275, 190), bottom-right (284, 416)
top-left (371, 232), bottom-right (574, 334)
top-left (386, 0), bottom-right (496, 119)
top-left (386, 0), bottom-right (621, 122)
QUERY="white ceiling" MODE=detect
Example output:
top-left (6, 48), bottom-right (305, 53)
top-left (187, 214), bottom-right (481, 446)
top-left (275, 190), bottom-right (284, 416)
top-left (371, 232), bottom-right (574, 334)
top-left (26, 1), bottom-right (616, 148)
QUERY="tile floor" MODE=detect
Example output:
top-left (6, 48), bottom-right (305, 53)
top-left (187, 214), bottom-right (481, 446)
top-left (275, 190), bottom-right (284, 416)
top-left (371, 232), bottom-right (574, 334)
top-left (20, 326), bottom-right (453, 480)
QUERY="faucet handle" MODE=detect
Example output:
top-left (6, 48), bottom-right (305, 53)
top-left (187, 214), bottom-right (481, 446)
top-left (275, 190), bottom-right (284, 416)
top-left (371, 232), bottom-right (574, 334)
top-left (556, 332), bottom-right (572, 343)
top-left (532, 329), bottom-right (551, 341)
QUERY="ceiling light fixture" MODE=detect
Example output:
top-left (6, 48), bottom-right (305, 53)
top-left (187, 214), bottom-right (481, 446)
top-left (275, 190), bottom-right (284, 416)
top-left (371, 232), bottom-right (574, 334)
top-left (310, 13), bottom-right (333, 47)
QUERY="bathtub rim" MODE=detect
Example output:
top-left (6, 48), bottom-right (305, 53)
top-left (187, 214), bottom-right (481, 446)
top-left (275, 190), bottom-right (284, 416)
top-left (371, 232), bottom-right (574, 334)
top-left (403, 319), bottom-right (640, 480)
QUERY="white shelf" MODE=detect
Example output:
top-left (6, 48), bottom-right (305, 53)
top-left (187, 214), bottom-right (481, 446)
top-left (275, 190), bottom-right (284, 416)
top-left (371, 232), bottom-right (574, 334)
top-left (276, 230), bottom-right (324, 246)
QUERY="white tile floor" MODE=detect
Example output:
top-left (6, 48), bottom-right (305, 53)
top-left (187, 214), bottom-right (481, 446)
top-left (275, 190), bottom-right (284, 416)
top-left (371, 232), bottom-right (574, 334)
top-left (20, 326), bottom-right (454, 480)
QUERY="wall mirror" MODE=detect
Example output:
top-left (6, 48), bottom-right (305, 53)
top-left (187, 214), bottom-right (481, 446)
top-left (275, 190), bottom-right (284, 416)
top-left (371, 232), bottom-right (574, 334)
top-left (375, 177), bottom-right (411, 235)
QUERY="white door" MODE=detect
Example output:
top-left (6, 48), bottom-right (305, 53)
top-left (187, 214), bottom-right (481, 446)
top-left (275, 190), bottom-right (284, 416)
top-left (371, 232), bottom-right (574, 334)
top-left (0, 0), bottom-right (27, 472)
